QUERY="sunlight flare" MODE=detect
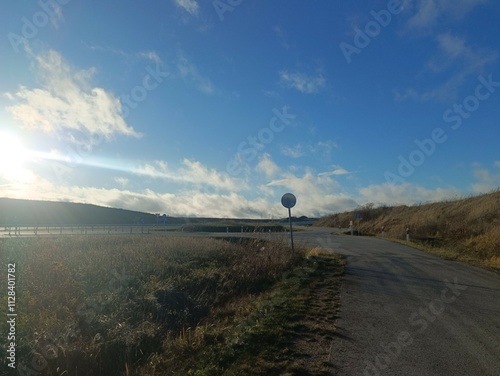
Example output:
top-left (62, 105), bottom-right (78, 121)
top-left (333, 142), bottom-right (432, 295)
top-left (0, 131), bottom-right (33, 182)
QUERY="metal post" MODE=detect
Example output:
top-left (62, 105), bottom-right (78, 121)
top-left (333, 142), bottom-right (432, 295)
top-left (281, 193), bottom-right (297, 251)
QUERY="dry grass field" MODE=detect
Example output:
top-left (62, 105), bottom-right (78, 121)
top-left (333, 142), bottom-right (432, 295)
top-left (0, 235), bottom-right (306, 375)
top-left (316, 190), bottom-right (500, 269)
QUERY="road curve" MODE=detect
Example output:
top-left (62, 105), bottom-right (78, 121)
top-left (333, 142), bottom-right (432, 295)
top-left (294, 227), bottom-right (500, 376)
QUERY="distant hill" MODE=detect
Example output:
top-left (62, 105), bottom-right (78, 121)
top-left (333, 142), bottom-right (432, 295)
top-left (0, 198), bottom-right (296, 226)
top-left (0, 198), bottom-right (165, 226)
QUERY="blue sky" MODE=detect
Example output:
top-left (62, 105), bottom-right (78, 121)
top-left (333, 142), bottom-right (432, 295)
top-left (0, 0), bottom-right (499, 218)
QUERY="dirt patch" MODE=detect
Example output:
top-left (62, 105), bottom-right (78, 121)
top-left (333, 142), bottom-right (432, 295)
top-left (286, 255), bottom-right (344, 375)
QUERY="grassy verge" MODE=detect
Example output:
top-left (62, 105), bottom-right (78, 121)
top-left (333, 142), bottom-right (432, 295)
top-left (317, 190), bottom-right (500, 270)
top-left (181, 222), bottom-right (285, 233)
top-left (141, 248), bottom-right (344, 376)
top-left (1, 235), bottom-right (341, 375)
top-left (388, 237), bottom-right (500, 271)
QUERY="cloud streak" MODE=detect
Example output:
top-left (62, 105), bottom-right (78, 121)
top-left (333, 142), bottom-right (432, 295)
top-left (470, 163), bottom-right (500, 194)
top-left (406, 0), bottom-right (488, 30)
top-left (394, 33), bottom-right (497, 102)
top-left (178, 53), bottom-right (215, 94)
top-left (133, 159), bottom-right (243, 192)
top-left (279, 70), bottom-right (326, 94)
top-left (174, 0), bottom-right (200, 16)
top-left (1, 155), bottom-right (490, 219)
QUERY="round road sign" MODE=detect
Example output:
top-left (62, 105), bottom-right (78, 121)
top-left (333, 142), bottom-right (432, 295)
top-left (281, 193), bottom-right (297, 209)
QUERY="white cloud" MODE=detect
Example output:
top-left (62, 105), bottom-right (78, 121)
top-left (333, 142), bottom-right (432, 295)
top-left (138, 51), bottom-right (163, 64)
top-left (396, 33), bottom-right (496, 102)
top-left (262, 90), bottom-right (281, 100)
top-left (279, 70), bottom-right (326, 94)
top-left (0, 161), bottom-right (479, 219)
top-left (173, 0), bottom-right (199, 16)
top-left (256, 154), bottom-right (280, 178)
top-left (407, 0), bottom-right (440, 29)
top-left (394, 88), bottom-right (419, 102)
top-left (265, 168), bottom-right (356, 216)
top-left (281, 144), bottom-right (304, 158)
top-left (84, 44), bottom-right (165, 66)
top-left (423, 34), bottom-right (496, 101)
top-left (319, 166), bottom-right (351, 177)
top-left (281, 141), bottom-right (338, 159)
top-left (315, 140), bottom-right (339, 156)
top-left (5, 50), bottom-right (141, 147)
top-left (274, 25), bottom-right (290, 49)
top-left (358, 183), bottom-right (461, 205)
top-left (134, 159), bottom-right (243, 192)
top-left (114, 177), bottom-right (129, 187)
top-left (181, 159), bottom-right (242, 191)
top-left (406, 0), bottom-right (488, 30)
top-left (178, 54), bottom-right (215, 94)
top-left (435, 33), bottom-right (468, 62)
top-left (18, 161), bottom-right (357, 218)
top-left (471, 163), bottom-right (500, 194)
top-left (427, 33), bottom-right (497, 74)
top-left (0, 173), bottom-right (284, 218)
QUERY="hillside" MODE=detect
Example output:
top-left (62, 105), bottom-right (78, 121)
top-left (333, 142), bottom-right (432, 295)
top-left (316, 190), bottom-right (500, 269)
top-left (0, 198), bottom-right (166, 226)
top-left (0, 198), bottom-right (305, 227)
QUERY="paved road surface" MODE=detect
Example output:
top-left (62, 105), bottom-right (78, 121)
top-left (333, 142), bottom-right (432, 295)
top-left (294, 227), bottom-right (500, 376)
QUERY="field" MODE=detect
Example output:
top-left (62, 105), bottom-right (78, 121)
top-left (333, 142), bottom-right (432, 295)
top-left (316, 190), bottom-right (500, 269)
top-left (0, 234), bottom-right (324, 375)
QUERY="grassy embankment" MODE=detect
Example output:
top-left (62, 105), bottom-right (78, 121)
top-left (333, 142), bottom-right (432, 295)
top-left (316, 190), bottom-right (500, 270)
top-left (0, 235), bottom-right (343, 375)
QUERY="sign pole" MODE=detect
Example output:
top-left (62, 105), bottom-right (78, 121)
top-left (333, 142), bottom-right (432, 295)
top-left (288, 207), bottom-right (294, 251)
top-left (281, 193), bottom-right (297, 251)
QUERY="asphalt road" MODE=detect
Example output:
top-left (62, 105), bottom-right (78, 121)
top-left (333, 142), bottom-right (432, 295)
top-left (293, 227), bottom-right (500, 376)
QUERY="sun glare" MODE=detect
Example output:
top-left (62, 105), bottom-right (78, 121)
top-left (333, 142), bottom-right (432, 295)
top-left (0, 131), bottom-right (31, 181)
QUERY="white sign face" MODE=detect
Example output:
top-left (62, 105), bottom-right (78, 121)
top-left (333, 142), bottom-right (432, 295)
top-left (281, 193), bottom-right (297, 209)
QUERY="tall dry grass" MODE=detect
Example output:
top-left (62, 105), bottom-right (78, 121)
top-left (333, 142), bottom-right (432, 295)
top-left (316, 190), bottom-right (500, 268)
top-left (0, 235), bottom-right (302, 375)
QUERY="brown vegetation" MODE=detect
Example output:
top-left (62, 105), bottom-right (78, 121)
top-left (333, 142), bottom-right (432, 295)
top-left (0, 235), bottom-right (303, 375)
top-left (316, 190), bottom-right (500, 269)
